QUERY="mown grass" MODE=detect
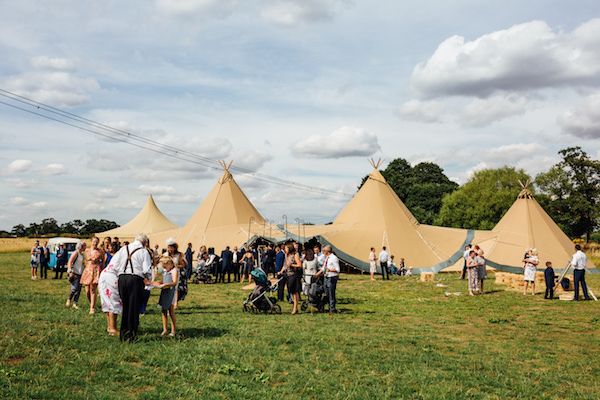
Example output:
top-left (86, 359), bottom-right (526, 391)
top-left (1, 252), bottom-right (600, 399)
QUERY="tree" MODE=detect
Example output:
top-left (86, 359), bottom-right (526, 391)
top-left (358, 158), bottom-right (458, 224)
top-left (536, 147), bottom-right (600, 241)
top-left (11, 224), bottom-right (26, 237)
top-left (435, 167), bottom-right (531, 230)
top-left (39, 218), bottom-right (60, 235)
top-left (80, 219), bottom-right (118, 235)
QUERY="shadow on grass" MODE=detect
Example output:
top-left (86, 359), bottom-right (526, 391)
top-left (137, 327), bottom-right (228, 342)
top-left (175, 305), bottom-right (230, 315)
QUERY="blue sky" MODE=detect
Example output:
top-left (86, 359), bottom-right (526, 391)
top-left (1, 0), bottom-right (600, 230)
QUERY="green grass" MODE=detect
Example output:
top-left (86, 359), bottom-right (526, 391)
top-left (2, 252), bottom-right (600, 399)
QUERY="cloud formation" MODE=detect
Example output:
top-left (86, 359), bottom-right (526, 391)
top-left (411, 19), bottom-right (600, 98)
top-left (261, 0), bottom-right (349, 26)
top-left (291, 126), bottom-right (380, 159)
top-left (558, 93), bottom-right (600, 139)
top-left (42, 163), bottom-right (66, 176)
top-left (6, 159), bottom-right (32, 174)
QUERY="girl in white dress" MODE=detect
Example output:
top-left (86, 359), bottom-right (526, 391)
top-left (523, 248), bottom-right (539, 295)
top-left (98, 260), bottom-right (121, 336)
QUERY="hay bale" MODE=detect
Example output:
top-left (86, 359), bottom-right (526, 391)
top-left (559, 293), bottom-right (574, 301)
top-left (420, 272), bottom-right (435, 282)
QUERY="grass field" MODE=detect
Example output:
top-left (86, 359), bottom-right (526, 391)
top-left (1, 252), bottom-right (600, 399)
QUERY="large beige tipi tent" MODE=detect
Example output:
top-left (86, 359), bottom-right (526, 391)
top-left (150, 162), bottom-right (276, 250)
top-left (297, 161), bottom-right (470, 272)
top-left (474, 186), bottom-right (593, 270)
top-left (99, 195), bottom-right (178, 241)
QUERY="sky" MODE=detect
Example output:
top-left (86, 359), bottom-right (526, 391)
top-left (1, 0), bottom-right (600, 230)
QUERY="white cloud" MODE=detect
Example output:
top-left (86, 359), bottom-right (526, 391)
top-left (3, 56), bottom-right (100, 107)
top-left (232, 150), bottom-right (272, 172)
top-left (4, 71), bottom-right (100, 107)
top-left (6, 159), bottom-right (32, 173)
top-left (558, 93), bottom-right (600, 139)
top-left (31, 201), bottom-right (48, 209)
top-left (291, 126), bottom-right (380, 158)
top-left (458, 94), bottom-right (528, 127)
top-left (261, 0), bottom-right (349, 27)
top-left (84, 202), bottom-right (106, 212)
top-left (155, 0), bottom-right (237, 18)
top-left (5, 178), bottom-right (37, 188)
top-left (398, 100), bottom-right (444, 123)
top-left (96, 188), bottom-right (119, 199)
top-left (138, 184), bottom-right (176, 195)
top-left (411, 19), bottom-right (600, 98)
top-left (31, 56), bottom-right (75, 71)
top-left (154, 194), bottom-right (199, 203)
top-left (42, 163), bottom-right (66, 175)
top-left (10, 196), bottom-right (29, 206)
top-left (485, 143), bottom-right (544, 164)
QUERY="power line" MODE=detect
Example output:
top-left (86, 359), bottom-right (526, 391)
top-left (0, 88), bottom-right (353, 198)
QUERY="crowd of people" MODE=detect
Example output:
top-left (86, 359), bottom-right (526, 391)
top-left (368, 246), bottom-right (409, 280)
top-left (32, 234), bottom-right (341, 342)
top-left (28, 234), bottom-right (593, 341)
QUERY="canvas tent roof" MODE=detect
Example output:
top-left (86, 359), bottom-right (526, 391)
top-left (300, 164), bottom-right (469, 272)
top-left (99, 195), bottom-right (178, 240)
top-left (474, 187), bottom-right (593, 269)
top-left (150, 162), bottom-right (280, 250)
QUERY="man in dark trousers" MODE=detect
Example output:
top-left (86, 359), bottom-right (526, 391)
top-left (544, 261), bottom-right (557, 299)
top-left (54, 243), bottom-right (68, 279)
top-left (39, 241), bottom-right (50, 279)
top-left (571, 244), bottom-right (591, 301)
top-left (233, 246), bottom-right (244, 282)
top-left (184, 243), bottom-right (194, 280)
top-left (220, 246), bottom-right (233, 283)
top-left (112, 233), bottom-right (153, 342)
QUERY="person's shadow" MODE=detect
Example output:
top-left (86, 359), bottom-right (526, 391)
top-left (137, 327), bottom-right (228, 342)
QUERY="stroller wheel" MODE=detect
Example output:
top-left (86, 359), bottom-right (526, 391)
top-left (272, 304), bottom-right (282, 314)
top-left (300, 301), bottom-right (308, 312)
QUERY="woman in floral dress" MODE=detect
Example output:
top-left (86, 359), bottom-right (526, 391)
top-left (80, 236), bottom-right (105, 314)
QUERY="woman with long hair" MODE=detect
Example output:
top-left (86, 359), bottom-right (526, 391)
top-left (80, 237), bottom-right (105, 314)
top-left (164, 239), bottom-right (187, 309)
top-left (284, 243), bottom-right (303, 314)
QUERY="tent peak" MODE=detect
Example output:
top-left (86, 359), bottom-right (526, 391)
top-left (218, 160), bottom-right (234, 184)
top-left (369, 158), bottom-right (383, 170)
top-left (517, 178), bottom-right (534, 199)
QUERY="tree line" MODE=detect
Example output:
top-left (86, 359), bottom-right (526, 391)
top-left (6, 218), bottom-right (119, 238)
top-left (363, 147), bottom-right (600, 242)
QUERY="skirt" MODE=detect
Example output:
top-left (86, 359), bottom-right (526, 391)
top-left (159, 287), bottom-right (176, 311)
top-left (80, 264), bottom-right (100, 286)
top-left (369, 261), bottom-right (376, 274)
top-left (467, 267), bottom-right (480, 292)
top-left (98, 268), bottom-right (122, 314)
top-left (477, 265), bottom-right (487, 280)
top-left (524, 266), bottom-right (537, 282)
top-left (287, 269), bottom-right (302, 295)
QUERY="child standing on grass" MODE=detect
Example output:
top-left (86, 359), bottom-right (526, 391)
top-left (544, 261), bottom-right (557, 300)
top-left (158, 256), bottom-right (178, 337)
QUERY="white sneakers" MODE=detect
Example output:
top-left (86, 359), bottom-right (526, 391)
top-left (65, 299), bottom-right (71, 307)
top-left (72, 303), bottom-right (79, 310)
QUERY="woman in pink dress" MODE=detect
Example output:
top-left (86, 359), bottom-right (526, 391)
top-left (80, 237), bottom-right (105, 314)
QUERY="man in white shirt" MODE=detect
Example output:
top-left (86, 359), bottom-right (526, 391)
top-left (112, 233), bottom-right (153, 342)
top-left (571, 244), bottom-right (590, 301)
top-left (379, 246), bottom-right (390, 280)
top-left (317, 245), bottom-right (340, 314)
top-left (313, 244), bottom-right (326, 269)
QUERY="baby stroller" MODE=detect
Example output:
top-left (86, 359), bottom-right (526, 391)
top-left (243, 269), bottom-right (283, 314)
top-left (192, 263), bottom-right (215, 284)
top-left (301, 274), bottom-right (328, 313)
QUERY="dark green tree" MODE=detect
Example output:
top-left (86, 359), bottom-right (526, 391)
top-left (536, 147), bottom-right (600, 241)
top-left (11, 224), bottom-right (27, 237)
top-left (435, 167), bottom-right (531, 230)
